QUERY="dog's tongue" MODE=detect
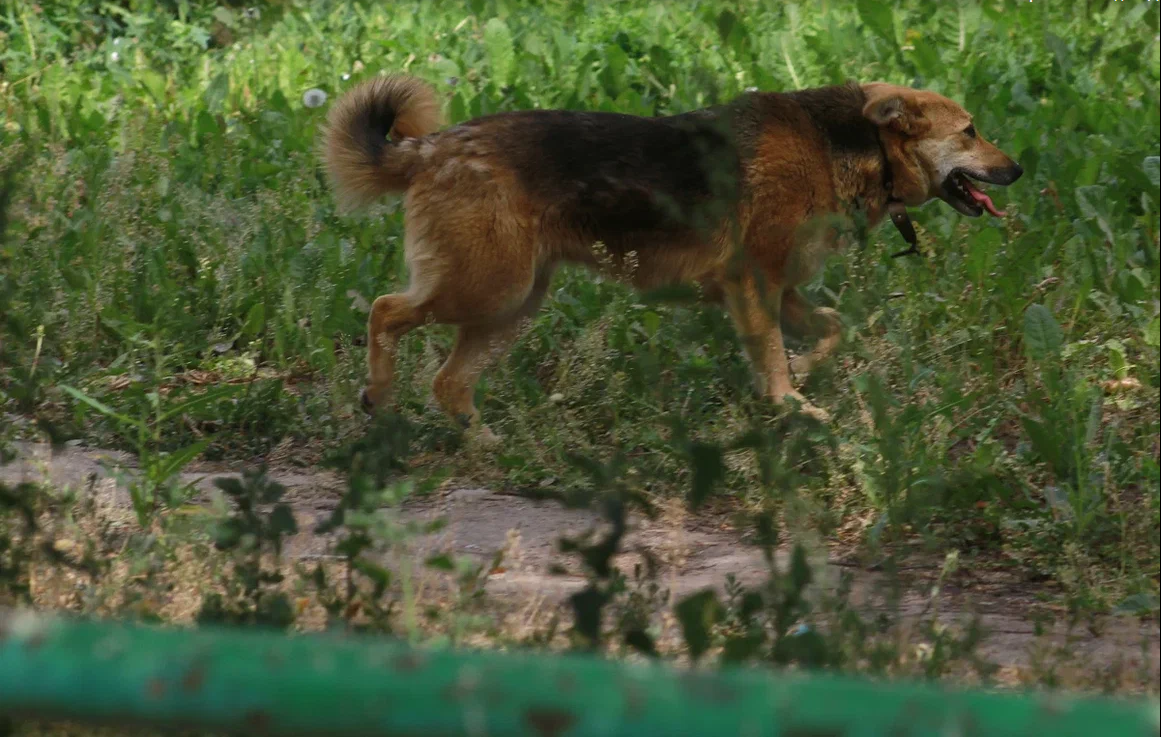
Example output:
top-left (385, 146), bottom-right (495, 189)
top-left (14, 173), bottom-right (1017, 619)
top-left (963, 179), bottom-right (1005, 217)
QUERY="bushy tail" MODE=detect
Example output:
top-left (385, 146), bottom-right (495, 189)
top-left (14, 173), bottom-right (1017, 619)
top-left (321, 75), bottom-right (443, 211)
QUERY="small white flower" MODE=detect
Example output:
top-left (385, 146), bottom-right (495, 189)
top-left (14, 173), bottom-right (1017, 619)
top-left (302, 88), bottom-right (327, 108)
top-left (113, 38), bottom-right (122, 46)
top-left (342, 73), bottom-right (350, 81)
top-left (110, 51), bottom-right (120, 62)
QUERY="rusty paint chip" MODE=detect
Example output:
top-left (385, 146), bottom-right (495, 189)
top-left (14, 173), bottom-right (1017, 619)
top-left (244, 709), bottom-right (272, 733)
top-left (181, 662), bottom-right (207, 693)
top-left (525, 707), bottom-right (577, 737)
top-left (556, 672), bottom-right (578, 694)
top-left (394, 651), bottom-right (425, 672)
top-left (146, 678), bottom-right (167, 699)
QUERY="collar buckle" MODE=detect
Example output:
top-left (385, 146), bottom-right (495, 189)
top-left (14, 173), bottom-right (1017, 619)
top-left (887, 200), bottom-right (920, 258)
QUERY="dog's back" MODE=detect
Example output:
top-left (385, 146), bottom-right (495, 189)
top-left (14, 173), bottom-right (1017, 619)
top-left (455, 108), bottom-right (741, 245)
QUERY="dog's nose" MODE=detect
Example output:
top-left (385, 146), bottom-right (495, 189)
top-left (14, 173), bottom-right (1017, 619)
top-left (1010, 162), bottom-right (1024, 181)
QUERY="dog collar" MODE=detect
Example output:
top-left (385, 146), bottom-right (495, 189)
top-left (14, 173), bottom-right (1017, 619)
top-left (878, 136), bottom-right (921, 259)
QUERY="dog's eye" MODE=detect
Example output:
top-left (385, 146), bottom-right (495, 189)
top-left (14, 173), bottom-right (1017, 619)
top-left (963, 124), bottom-right (976, 138)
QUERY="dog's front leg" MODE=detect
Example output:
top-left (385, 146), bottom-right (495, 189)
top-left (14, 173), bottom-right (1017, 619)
top-left (724, 275), bottom-right (774, 395)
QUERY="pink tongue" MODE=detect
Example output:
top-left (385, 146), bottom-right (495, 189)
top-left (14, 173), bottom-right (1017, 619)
top-left (963, 179), bottom-right (1005, 217)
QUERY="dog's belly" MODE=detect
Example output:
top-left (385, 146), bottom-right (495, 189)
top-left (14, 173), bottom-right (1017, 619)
top-left (560, 246), bottom-right (721, 294)
top-left (628, 246), bottom-right (723, 289)
top-left (556, 227), bottom-right (727, 291)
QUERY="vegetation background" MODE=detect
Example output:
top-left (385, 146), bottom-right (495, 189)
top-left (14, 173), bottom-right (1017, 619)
top-left (0, 0), bottom-right (1158, 726)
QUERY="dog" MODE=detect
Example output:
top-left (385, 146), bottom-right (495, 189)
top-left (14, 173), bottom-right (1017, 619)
top-left (322, 75), bottom-right (1022, 439)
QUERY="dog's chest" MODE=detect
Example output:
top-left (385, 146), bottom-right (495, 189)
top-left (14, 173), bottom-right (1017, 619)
top-left (781, 230), bottom-right (842, 286)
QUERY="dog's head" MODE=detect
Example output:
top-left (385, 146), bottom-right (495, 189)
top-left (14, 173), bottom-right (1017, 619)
top-left (861, 83), bottom-right (1022, 217)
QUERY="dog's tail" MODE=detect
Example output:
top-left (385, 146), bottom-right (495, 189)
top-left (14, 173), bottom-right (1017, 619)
top-left (322, 75), bottom-right (443, 211)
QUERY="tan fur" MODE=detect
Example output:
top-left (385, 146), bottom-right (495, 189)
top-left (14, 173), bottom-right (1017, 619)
top-left (323, 75), bottom-right (1022, 434)
top-left (862, 83), bottom-right (1018, 208)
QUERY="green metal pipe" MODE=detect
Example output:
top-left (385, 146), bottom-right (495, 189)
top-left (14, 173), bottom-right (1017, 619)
top-left (0, 609), bottom-right (1156, 737)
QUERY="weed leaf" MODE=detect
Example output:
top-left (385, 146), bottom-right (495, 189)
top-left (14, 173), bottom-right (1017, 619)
top-left (1023, 304), bottom-right (1063, 361)
top-left (688, 441), bottom-right (725, 510)
top-left (856, 0), bottom-right (895, 43)
top-left (674, 588), bottom-right (723, 662)
top-left (484, 19), bottom-right (515, 88)
top-left (155, 438), bottom-right (211, 481)
top-left (159, 384), bottom-right (244, 423)
top-left (59, 385), bottom-right (146, 432)
top-left (1143, 155), bottom-right (1160, 187)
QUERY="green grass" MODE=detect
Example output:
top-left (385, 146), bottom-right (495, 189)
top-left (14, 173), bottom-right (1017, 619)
top-left (1, 0), bottom-right (1159, 625)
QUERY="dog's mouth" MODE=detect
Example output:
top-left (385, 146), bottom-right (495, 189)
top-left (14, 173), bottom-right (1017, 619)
top-left (940, 169), bottom-right (1007, 218)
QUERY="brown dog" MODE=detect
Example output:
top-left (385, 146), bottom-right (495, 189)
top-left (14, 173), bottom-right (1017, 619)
top-left (322, 76), bottom-right (1022, 437)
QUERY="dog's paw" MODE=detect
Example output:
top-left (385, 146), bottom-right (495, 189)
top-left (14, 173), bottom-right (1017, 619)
top-left (360, 385), bottom-right (392, 416)
top-left (789, 354), bottom-right (814, 377)
top-left (470, 424), bottom-right (503, 449)
top-left (773, 390), bottom-right (831, 423)
top-left (798, 402), bottom-right (831, 422)
top-left (773, 388), bottom-right (809, 406)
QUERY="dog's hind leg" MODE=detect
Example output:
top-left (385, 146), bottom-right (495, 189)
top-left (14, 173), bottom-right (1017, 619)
top-left (431, 269), bottom-right (552, 444)
top-left (724, 274), bottom-right (775, 395)
top-left (781, 287), bottom-right (842, 377)
top-left (361, 292), bottom-right (425, 413)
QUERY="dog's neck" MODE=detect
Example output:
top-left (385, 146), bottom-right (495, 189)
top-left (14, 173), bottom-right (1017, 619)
top-left (875, 133), bottom-right (920, 257)
top-left (831, 145), bottom-right (893, 223)
top-left (798, 85), bottom-right (920, 259)
top-left (739, 83), bottom-right (921, 256)
top-left (787, 84), bottom-right (894, 223)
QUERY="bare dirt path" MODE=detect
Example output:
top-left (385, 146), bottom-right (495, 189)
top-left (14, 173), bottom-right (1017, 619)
top-left (4, 441), bottom-right (1158, 688)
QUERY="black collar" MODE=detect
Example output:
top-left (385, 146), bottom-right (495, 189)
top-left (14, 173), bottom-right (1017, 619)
top-left (878, 135), bottom-right (921, 259)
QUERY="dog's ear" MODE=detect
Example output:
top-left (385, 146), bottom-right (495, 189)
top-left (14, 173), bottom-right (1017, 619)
top-left (862, 84), bottom-right (930, 137)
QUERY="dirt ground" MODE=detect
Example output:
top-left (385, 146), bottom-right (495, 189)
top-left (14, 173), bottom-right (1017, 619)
top-left (4, 440), bottom-right (1158, 689)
